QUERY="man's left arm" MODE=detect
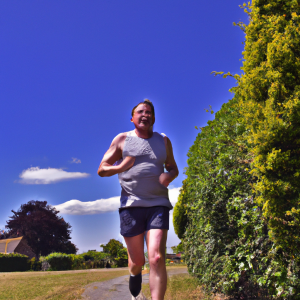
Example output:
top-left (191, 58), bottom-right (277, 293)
top-left (159, 136), bottom-right (179, 187)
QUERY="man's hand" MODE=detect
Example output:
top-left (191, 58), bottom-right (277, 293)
top-left (159, 172), bottom-right (173, 187)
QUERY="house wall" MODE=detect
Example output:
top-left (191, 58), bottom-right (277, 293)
top-left (14, 239), bottom-right (36, 259)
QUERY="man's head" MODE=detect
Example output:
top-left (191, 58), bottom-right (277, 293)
top-left (131, 99), bottom-right (155, 131)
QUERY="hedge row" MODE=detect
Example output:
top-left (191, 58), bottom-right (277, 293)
top-left (175, 0), bottom-right (300, 298)
top-left (0, 253), bottom-right (30, 272)
top-left (40, 251), bottom-right (117, 271)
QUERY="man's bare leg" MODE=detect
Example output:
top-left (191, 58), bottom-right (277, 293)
top-left (125, 232), bottom-right (145, 275)
top-left (146, 229), bottom-right (168, 300)
top-left (125, 233), bottom-right (146, 298)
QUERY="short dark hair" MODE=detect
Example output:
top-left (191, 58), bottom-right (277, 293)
top-left (131, 99), bottom-right (155, 117)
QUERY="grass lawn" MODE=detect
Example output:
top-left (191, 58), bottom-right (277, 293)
top-left (142, 268), bottom-right (226, 300)
top-left (0, 268), bottom-right (130, 300)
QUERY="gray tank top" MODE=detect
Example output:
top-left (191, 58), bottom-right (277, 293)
top-left (118, 130), bottom-right (172, 209)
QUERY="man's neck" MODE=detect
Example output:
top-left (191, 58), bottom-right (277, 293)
top-left (134, 128), bottom-right (153, 139)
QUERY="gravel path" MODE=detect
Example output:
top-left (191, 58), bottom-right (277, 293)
top-left (81, 267), bottom-right (188, 300)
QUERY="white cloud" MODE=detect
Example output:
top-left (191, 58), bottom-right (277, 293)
top-left (54, 196), bottom-right (120, 215)
top-left (71, 157), bottom-right (81, 164)
top-left (18, 167), bottom-right (90, 184)
top-left (54, 187), bottom-right (182, 215)
top-left (168, 187), bottom-right (181, 207)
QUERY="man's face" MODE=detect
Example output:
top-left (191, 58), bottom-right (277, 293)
top-left (131, 103), bottom-right (155, 130)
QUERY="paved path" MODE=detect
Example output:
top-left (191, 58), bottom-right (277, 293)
top-left (81, 267), bottom-right (188, 300)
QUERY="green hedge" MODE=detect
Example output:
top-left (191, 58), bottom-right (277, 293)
top-left (177, 0), bottom-right (300, 298)
top-left (29, 257), bottom-right (42, 271)
top-left (41, 251), bottom-right (112, 271)
top-left (0, 253), bottom-right (30, 272)
top-left (44, 252), bottom-right (72, 271)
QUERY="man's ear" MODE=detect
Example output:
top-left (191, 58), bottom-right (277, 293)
top-left (152, 116), bottom-right (155, 125)
top-left (130, 117), bottom-right (133, 122)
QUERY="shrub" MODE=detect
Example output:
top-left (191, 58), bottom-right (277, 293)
top-left (82, 250), bottom-right (108, 261)
top-left (237, 0), bottom-right (300, 259)
top-left (29, 257), bottom-right (41, 271)
top-left (178, 98), bottom-right (267, 297)
top-left (68, 253), bottom-right (85, 269)
top-left (173, 181), bottom-right (189, 239)
top-left (44, 252), bottom-right (72, 271)
top-left (41, 252), bottom-right (111, 270)
top-left (0, 253), bottom-right (30, 272)
top-left (177, 0), bottom-right (300, 298)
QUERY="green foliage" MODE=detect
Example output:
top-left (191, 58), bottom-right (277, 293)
top-left (0, 229), bottom-right (9, 240)
top-left (43, 252), bottom-right (73, 271)
top-left (41, 251), bottom-right (112, 270)
top-left (68, 253), bottom-right (85, 269)
top-left (237, 0), bottom-right (300, 258)
top-left (177, 0), bottom-right (300, 298)
top-left (29, 257), bottom-right (41, 271)
top-left (5, 200), bottom-right (77, 257)
top-left (179, 98), bottom-right (269, 297)
top-left (171, 242), bottom-right (184, 254)
top-left (0, 253), bottom-right (30, 272)
top-left (101, 239), bottom-right (128, 267)
top-left (173, 181), bottom-right (189, 239)
top-left (101, 239), bottom-right (124, 257)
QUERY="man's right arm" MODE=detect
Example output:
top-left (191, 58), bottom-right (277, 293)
top-left (97, 133), bottom-right (135, 177)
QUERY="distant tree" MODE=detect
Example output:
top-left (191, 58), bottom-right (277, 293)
top-left (6, 200), bottom-right (77, 257)
top-left (101, 239), bottom-right (127, 259)
top-left (0, 229), bottom-right (9, 240)
top-left (171, 242), bottom-right (183, 254)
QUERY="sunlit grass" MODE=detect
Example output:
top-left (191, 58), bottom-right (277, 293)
top-left (0, 268), bottom-right (130, 300)
top-left (142, 272), bottom-right (226, 300)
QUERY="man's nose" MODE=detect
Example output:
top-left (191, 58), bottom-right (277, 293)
top-left (142, 111), bottom-right (150, 116)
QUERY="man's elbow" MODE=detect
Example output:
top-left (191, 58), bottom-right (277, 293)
top-left (97, 168), bottom-right (105, 177)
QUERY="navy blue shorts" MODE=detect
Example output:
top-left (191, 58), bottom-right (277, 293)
top-left (119, 206), bottom-right (170, 237)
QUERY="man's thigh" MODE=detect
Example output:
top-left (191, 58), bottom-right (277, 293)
top-left (125, 233), bottom-right (145, 266)
top-left (146, 229), bottom-right (168, 260)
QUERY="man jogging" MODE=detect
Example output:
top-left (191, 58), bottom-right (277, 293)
top-left (98, 99), bottom-right (178, 300)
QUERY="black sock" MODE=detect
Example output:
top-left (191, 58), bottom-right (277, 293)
top-left (129, 272), bottom-right (142, 297)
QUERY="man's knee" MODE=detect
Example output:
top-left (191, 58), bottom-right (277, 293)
top-left (149, 253), bottom-right (164, 268)
top-left (129, 258), bottom-right (145, 267)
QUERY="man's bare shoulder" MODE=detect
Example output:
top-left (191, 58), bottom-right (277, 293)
top-left (111, 132), bottom-right (129, 149)
top-left (113, 132), bottom-right (127, 141)
top-left (161, 133), bottom-right (171, 145)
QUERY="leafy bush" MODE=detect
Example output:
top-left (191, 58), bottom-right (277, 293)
top-left (67, 253), bottom-right (85, 269)
top-left (178, 98), bottom-right (266, 297)
top-left (0, 253), bottom-right (30, 272)
top-left (44, 252), bottom-right (72, 271)
top-left (82, 250), bottom-right (108, 261)
top-left (237, 0), bottom-right (300, 259)
top-left (29, 257), bottom-right (41, 271)
top-left (41, 251), bottom-right (111, 270)
top-left (176, 0), bottom-right (300, 298)
top-left (101, 239), bottom-right (128, 267)
top-left (173, 181), bottom-right (189, 239)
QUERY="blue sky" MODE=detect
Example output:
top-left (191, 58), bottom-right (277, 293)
top-left (0, 1), bottom-right (247, 253)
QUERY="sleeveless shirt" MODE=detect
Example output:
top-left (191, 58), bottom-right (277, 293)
top-left (118, 130), bottom-right (173, 209)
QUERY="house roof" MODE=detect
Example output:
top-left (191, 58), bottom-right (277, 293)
top-left (0, 237), bottom-right (23, 254)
